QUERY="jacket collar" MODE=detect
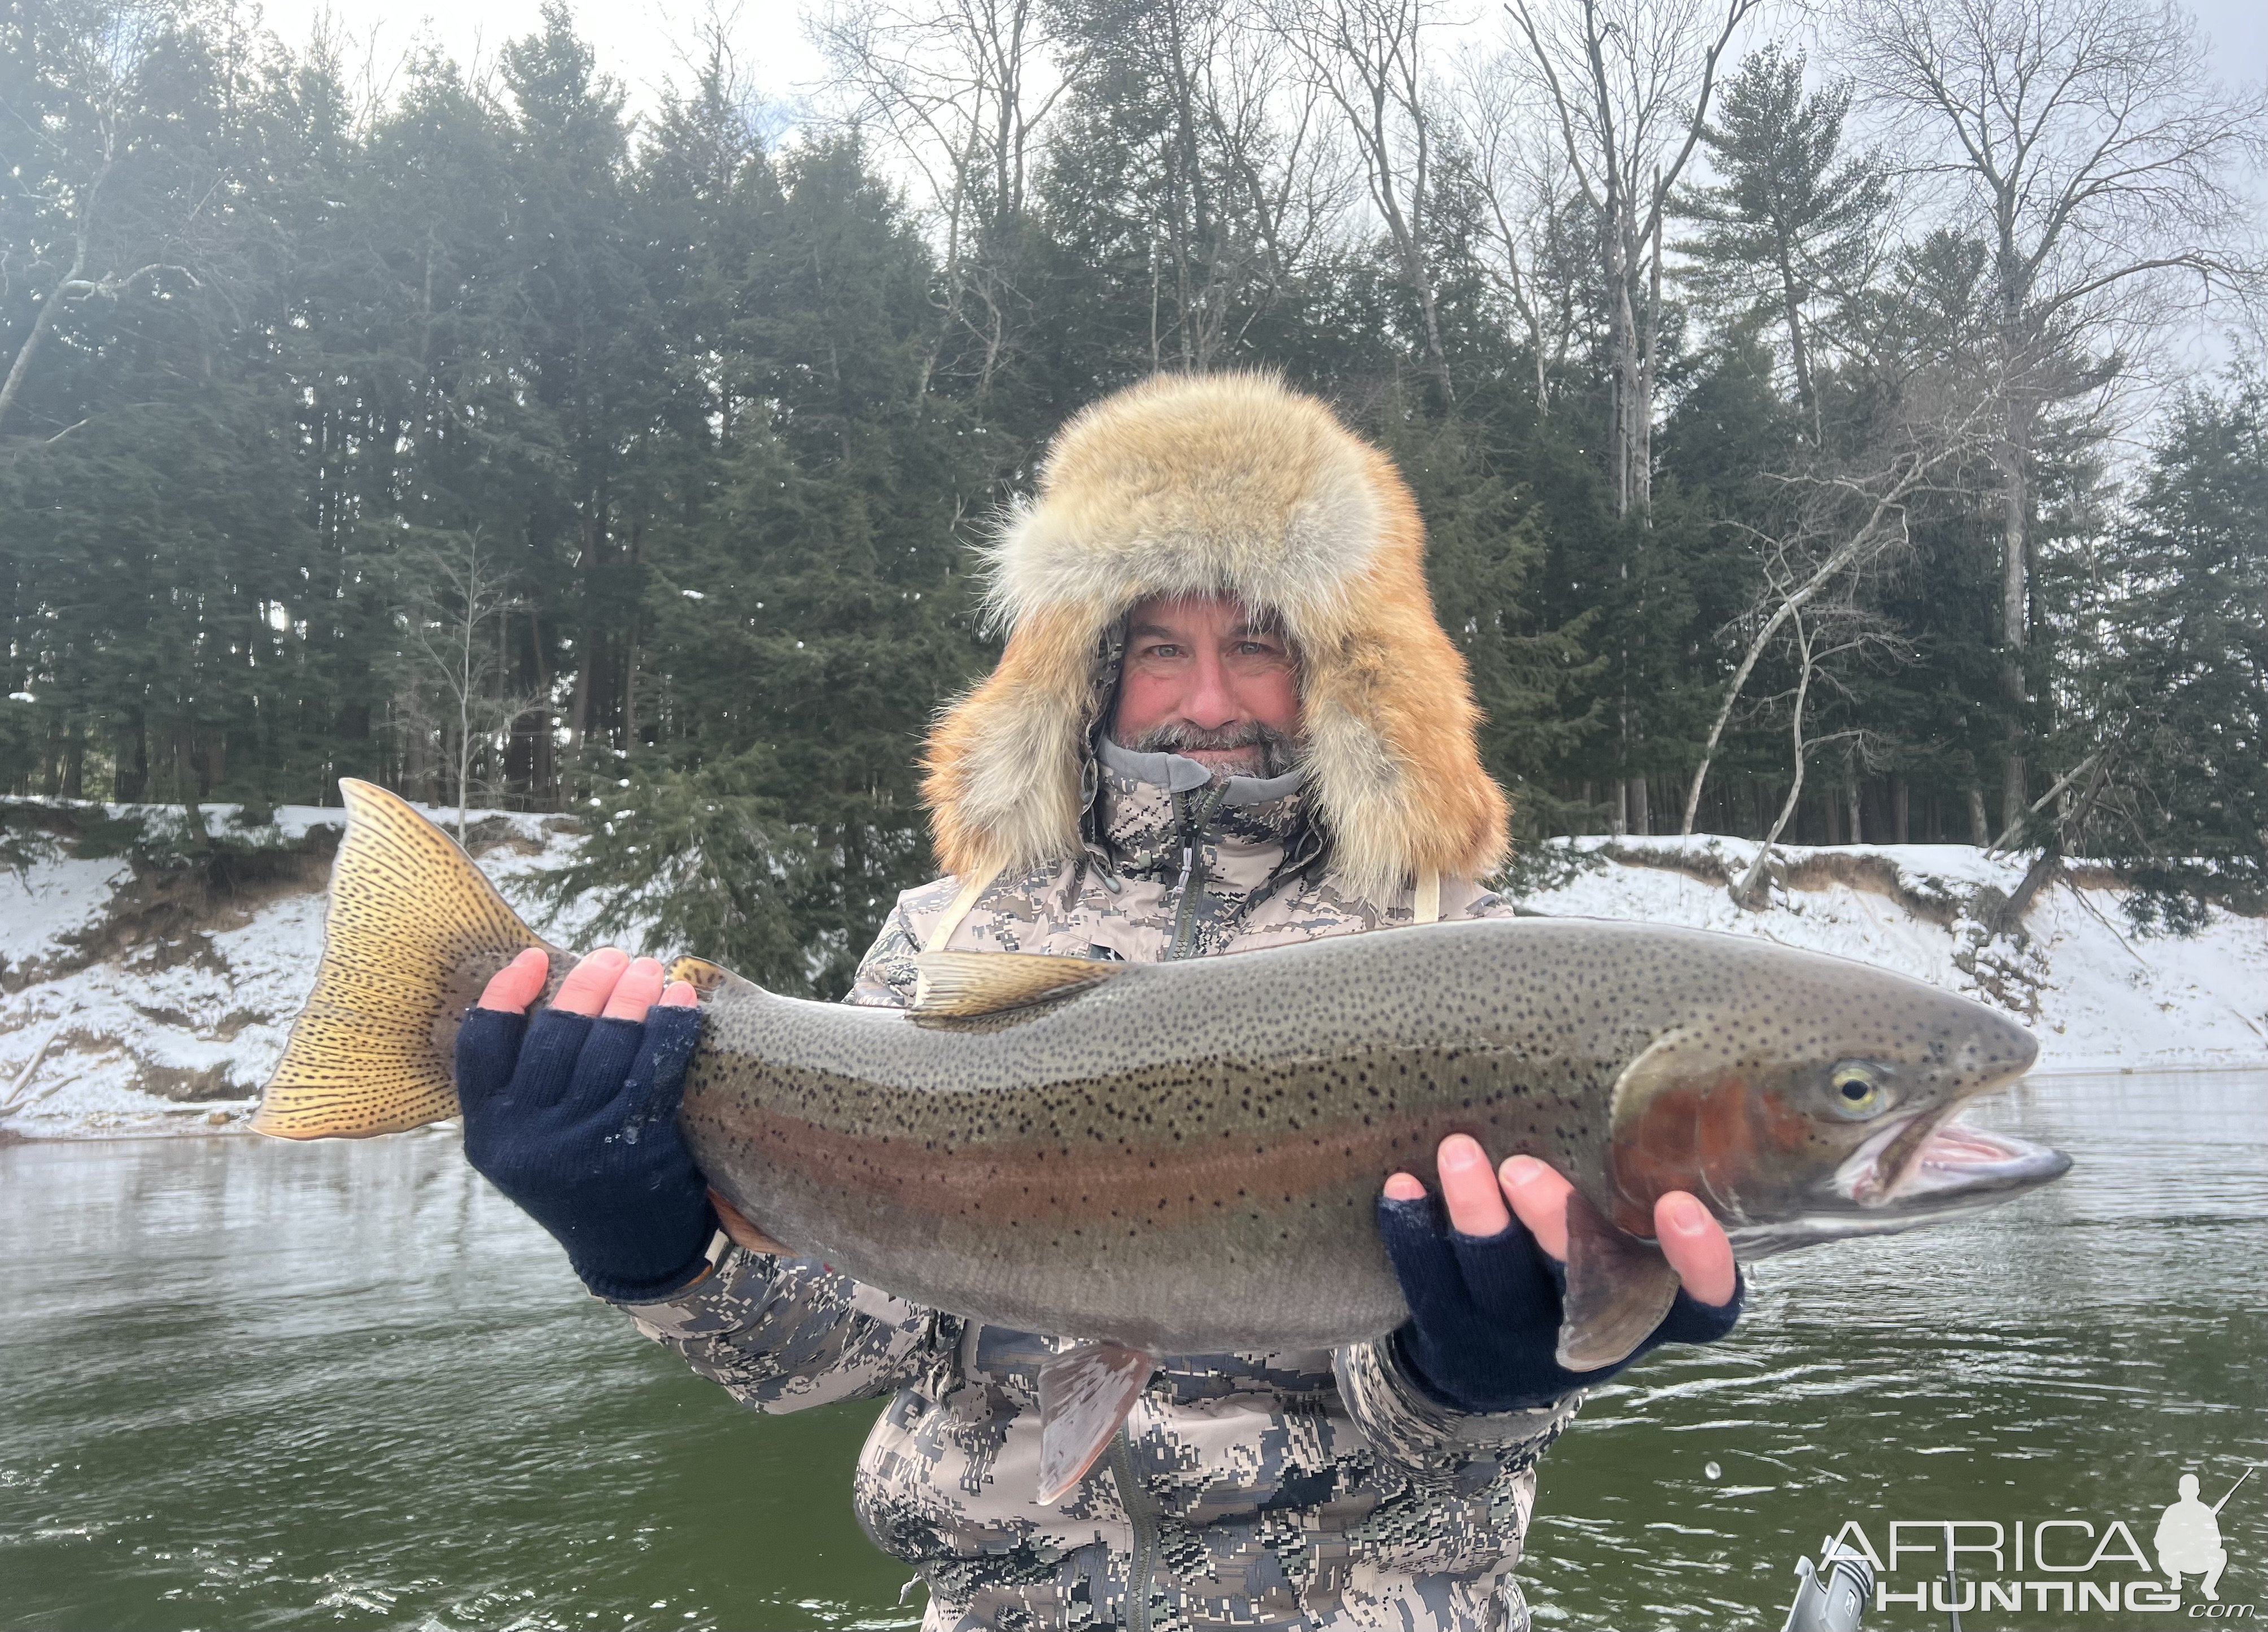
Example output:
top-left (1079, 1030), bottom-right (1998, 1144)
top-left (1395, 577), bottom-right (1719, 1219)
top-left (1087, 736), bottom-right (1309, 891)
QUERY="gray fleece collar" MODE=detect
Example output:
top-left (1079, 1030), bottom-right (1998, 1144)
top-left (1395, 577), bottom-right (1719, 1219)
top-left (1096, 735), bottom-right (1306, 806)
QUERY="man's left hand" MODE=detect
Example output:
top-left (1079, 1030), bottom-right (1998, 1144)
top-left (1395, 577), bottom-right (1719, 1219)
top-left (1377, 1135), bottom-right (1741, 1413)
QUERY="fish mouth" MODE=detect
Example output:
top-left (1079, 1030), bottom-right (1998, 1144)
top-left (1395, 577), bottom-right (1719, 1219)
top-left (1730, 1109), bottom-right (2070, 1258)
top-left (1835, 1108), bottom-right (2071, 1213)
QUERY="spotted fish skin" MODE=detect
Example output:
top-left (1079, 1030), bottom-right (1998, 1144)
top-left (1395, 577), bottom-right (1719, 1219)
top-left (680, 916), bottom-right (2043, 1354)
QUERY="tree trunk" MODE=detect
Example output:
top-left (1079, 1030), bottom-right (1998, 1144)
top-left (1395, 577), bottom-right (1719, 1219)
top-left (1635, 173), bottom-right (1661, 514)
top-left (1625, 775), bottom-right (1650, 837)
top-left (115, 711), bottom-right (148, 802)
top-left (1991, 847), bottom-right (2061, 937)
top-left (1967, 783), bottom-right (1990, 846)
top-left (1892, 777), bottom-right (1909, 845)
top-left (1995, 313), bottom-right (2034, 832)
top-left (1999, 443), bottom-right (2029, 832)
top-left (1775, 234), bottom-right (1818, 445)
top-left (0, 217), bottom-right (93, 437)
top-left (570, 647), bottom-right (593, 763)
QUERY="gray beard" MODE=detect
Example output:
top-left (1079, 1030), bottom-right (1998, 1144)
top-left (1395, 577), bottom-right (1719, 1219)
top-left (1126, 721), bottom-right (1303, 782)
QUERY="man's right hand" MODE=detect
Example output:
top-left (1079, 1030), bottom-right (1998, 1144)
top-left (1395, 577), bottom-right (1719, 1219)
top-left (456, 947), bottom-right (723, 1302)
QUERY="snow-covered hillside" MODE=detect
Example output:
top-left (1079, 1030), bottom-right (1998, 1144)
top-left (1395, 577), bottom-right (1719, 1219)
top-left (1, 805), bottom-right (2261, 1138)
top-left (1528, 836), bottom-right (2265, 1071)
top-left (1, 803), bottom-right (588, 1138)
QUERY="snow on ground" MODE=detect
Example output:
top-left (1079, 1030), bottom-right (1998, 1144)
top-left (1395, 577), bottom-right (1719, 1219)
top-left (0, 843), bottom-right (135, 974)
top-left (0, 802), bottom-right (589, 1138)
top-left (1521, 835), bottom-right (2267, 1070)
top-left (1, 810), bottom-right (2261, 1139)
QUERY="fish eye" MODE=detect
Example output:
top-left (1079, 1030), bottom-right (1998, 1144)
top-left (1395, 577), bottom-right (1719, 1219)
top-left (1826, 1062), bottom-right (1894, 1120)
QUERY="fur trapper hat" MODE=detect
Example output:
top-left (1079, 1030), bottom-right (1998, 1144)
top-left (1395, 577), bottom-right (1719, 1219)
top-left (923, 373), bottom-right (1510, 903)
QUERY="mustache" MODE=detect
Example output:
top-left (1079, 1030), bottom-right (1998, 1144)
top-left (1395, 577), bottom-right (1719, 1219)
top-left (1127, 721), bottom-right (1303, 778)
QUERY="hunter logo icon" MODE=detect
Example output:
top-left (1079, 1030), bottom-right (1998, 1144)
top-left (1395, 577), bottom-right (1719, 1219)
top-left (2157, 1468), bottom-right (2248, 1602)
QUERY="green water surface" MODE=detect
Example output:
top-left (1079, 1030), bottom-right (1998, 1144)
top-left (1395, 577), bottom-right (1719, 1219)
top-left (2, 1068), bottom-right (2261, 1630)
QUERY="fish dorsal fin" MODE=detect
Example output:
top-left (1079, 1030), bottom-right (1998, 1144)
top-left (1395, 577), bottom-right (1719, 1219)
top-left (1557, 1188), bottom-right (1683, 1371)
top-left (1035, 1342), bottom-right (1156, 1506)
top-left (911, 951), bottom-right (1127, 1018)
top-left (666, 955), bottom-right (736, 997)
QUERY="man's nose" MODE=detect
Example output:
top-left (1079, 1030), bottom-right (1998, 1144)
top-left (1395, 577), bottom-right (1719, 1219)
top-left (1181, 647), bottom-right (1239, 729)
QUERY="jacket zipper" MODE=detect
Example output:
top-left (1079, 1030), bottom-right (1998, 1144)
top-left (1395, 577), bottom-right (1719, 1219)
top-left (1166, 786), bottom-right (1227, 961)
top-left (1106, 1428), bottom-right (1160, 1632)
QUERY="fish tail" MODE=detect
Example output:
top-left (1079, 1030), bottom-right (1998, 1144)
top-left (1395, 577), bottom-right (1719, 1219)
top-left (251, 778), bottom-right (555, 1140)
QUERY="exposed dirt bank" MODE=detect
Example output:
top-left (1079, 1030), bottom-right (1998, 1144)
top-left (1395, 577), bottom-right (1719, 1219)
top-left (2, 804), bottom-right (2260, 1138)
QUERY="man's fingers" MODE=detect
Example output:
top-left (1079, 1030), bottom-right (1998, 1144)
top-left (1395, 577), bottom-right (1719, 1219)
top-left (1381, 1171), bottom-right (1426, 1201)
top-left (1656, 1191), bottom-right (1738, 1307)
top-left (602, 956), bottom-right (667, 1021)
top-left (1438, 1135), bottom-right (1512, 1237)
top-left (478, 948), bottom-right (548, 1014)
top-left (1500, 1155), bottom-right (1574, 1261)
top-left (658, 981), bottom-right (699, 1008)
top-left (553, 947), bottom-right (630, 1016)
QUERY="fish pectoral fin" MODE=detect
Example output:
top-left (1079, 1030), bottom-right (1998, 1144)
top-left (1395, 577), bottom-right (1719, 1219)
top-left (1557, 1189), bottom-right (1684, 1372)
top-left (911, 951), bottom-right (1128, 1018)
top-left (1035, 1342), bottom-right (1156, 1506)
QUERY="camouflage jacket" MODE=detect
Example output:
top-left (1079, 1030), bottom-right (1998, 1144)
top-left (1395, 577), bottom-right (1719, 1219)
top-left (620, 741), bottom-right (1577, 1631)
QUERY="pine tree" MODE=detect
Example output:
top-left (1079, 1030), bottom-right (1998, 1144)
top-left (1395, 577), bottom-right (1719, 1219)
top-left (1677, 46), bottom-right (1888, 444)
top-left (2072, 375), bottom-right (2266, 927)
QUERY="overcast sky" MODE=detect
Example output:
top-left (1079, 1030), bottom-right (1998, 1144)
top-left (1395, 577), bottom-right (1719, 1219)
top-left (259, 0), bottom-right (2266, 130)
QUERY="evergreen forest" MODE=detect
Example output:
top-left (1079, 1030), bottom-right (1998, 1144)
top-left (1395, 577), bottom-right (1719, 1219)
top-left (3, 0), bottom-right (2262, 990)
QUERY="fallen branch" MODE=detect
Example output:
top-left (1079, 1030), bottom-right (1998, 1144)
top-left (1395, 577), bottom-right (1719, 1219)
top-left (0, 1009), bottom-right (75, 1118)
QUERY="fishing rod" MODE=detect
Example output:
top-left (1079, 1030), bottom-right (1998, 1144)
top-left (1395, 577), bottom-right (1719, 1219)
top-left (2213, 1466), bottom-right (2256, 1515)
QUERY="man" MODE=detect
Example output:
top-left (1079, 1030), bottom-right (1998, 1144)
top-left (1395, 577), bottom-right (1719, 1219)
top-left (2154, 1473), bottom-right (2228, 1600)
top-left (458, 373), bottom-right (1737, 1630)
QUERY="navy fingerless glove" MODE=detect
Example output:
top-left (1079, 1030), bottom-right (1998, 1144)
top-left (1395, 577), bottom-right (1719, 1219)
top-left (1378, 1192), bottom-right (1742, 1413)
top-left (456, 1001), bottom-right (716, 1303)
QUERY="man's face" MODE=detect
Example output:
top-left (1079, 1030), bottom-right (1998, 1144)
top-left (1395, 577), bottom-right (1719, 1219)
top-left (1111, 593), bottom-right (1301, 781)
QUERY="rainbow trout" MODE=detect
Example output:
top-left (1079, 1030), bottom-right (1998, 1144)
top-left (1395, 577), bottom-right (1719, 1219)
top-left (257, 781), bottom-right (2067, 1500)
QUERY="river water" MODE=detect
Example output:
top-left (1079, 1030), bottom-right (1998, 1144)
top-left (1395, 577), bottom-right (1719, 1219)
top-left (2, 1068), bottom-right (2261, 1631)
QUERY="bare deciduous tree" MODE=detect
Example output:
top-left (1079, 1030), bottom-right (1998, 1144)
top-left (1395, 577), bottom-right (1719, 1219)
top-left (1454, 45), bottom-right (1588, 412)
top-left (397, 531), bottom-right (540, 840)
top-left (1728, 601), bottom-right (1891, 907)
top-left (1837, 0), bottom-right (2266, 832)
top-left (1680, 392), bottom-right (1992, 833)
top-left (1267, 0), bottom-right (1456, 402)
top-left (1064, 0), bottom-right (1350, 371)
top-left (0, 1), bottom-right (208, 440)
top-left (1500, 0), bottom-right (1763, 516)
top-left (811, 0), bottom-right (1066, 399)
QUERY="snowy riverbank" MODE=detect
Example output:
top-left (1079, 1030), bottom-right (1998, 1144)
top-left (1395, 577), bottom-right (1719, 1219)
top-left (2, 803), bottom-right (2261, 1138)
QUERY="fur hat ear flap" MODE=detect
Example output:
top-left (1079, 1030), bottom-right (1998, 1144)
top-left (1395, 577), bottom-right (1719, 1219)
top-left (1292, 450), bottom-right (1509, 900)
top-left (924, 605), bottom-right (1099, 885)
top-left (922, 374), bottom-right (1511, 898)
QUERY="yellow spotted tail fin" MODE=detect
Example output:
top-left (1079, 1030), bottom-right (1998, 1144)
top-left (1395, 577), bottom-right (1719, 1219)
top-left (252, 779), bottom-right (561, 1139)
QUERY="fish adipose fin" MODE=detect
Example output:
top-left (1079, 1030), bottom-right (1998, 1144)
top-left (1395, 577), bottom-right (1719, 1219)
top-left (911, 951), bottom-right (1128, 1018)
top-left (1557, 1189), bottom-right (1683, 1371)
top-left (1035, 1342), bottom-right (1156, 1506)
top-left (252, 778), bottom-right (557, 1140)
